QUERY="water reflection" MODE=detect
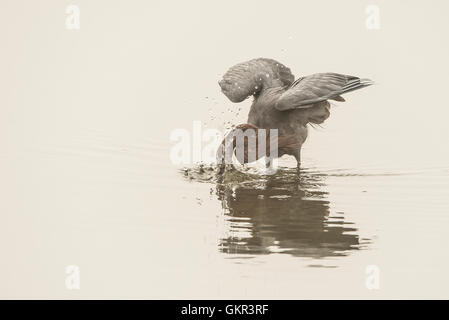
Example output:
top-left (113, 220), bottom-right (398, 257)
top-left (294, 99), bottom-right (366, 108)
top-left (183, 166), bottom-right (369, 259)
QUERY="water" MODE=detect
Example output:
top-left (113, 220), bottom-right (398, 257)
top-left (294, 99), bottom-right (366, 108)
top-left (2, 0), bottom-right (449, 299)
top-left (4, 128), bottom-right (447, 299)
top-left (186, 166), bottom-right (369, 259)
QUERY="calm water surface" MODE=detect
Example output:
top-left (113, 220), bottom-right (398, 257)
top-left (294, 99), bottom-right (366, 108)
top-left (4, 128), bottom-right (446, 299)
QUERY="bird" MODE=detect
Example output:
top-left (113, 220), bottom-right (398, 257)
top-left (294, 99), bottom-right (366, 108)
top-left (218, 57), bottom-right (374, 169)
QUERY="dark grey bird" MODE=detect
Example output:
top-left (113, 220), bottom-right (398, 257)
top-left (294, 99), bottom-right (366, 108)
top-left (218, 58), bottom-right (373, 169)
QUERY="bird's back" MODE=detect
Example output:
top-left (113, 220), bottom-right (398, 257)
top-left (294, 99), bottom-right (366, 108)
top-left (248, 89), bottom-right (308, 140)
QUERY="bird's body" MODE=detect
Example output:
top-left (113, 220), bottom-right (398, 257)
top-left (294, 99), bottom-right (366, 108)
top-left (218, 58), bottom-right (373, 168)
top-left (247, 89), bottom-right (329, 162)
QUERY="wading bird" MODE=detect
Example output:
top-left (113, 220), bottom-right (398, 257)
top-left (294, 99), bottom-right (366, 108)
top-left (218, 58), bottom-right (373, 170)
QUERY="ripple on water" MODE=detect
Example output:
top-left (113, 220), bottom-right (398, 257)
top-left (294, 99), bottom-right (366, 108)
top-left (181, 165), bottom-right (372, 261)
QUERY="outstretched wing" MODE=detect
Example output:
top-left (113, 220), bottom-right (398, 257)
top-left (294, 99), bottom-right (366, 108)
top-left (219, 58), bottom-right (295, 103)
top-left (275, 73), bottom-right (374, 111)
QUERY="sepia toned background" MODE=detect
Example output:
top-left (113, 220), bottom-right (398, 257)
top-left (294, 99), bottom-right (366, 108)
top-left (1, 0), bottom-right (449, 298)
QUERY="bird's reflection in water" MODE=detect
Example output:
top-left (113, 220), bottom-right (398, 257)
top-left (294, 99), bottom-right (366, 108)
top-left (214, 168), bottom-right (367, 259)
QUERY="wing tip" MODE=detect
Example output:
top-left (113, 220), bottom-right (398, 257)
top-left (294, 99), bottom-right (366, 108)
top-left (360, 78), bottom-right (375, 86)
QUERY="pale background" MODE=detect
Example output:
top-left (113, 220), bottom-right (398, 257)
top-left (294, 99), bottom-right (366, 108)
top-left (1, 0), bottom-right (448, 298)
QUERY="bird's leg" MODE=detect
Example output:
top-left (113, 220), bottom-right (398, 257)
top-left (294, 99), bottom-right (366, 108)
top-left (217, 163), bottom-right (226, 175)
top-left (263, 157), bottom-right (273, 175)
top-left (294, 149), bottom-right (301, 175)
top-left (265, 157), bottom-right (271, 169)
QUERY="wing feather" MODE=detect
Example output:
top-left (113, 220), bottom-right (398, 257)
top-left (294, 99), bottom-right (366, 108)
top-left (275, 73), bottom-right (373, 111)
